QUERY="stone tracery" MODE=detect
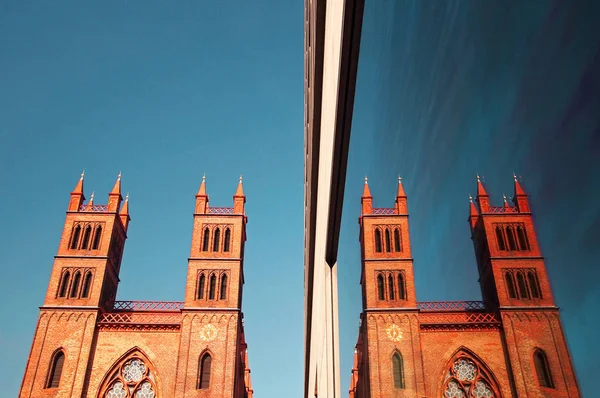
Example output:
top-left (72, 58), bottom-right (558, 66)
top-left (99, 350), bottom-right (157, 398)
top-left (442, 351), bottom-right (499, 398)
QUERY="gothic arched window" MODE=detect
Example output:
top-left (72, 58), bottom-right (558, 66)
top-left (392, 352), bottom-right (404, 389)
top-left (70, 271), bottom-right (81, 298)
top-left (397, 273), bottom-right (406, 300)
top-left (394, 228), bottom-right (401, 252)
top-left (209, 274), bottom-right (217, 300)
top-left (220, 274), bottom-right (228, 300)
top-left (58, 271), bottom-right (70, 298)
top-left (377, 274), bottom-right (385, 300)
top-left (198, 352), bottom-right (212, 389)
top-left (81, 272), bottom-right (93, 298)
top-left (505, 272), bottom-right (517, 299)
top-left (506, 226), bottom-right (517, 251)
top-left (495, 226), bottom-right (506, 251)
top-left (45, 349), bottom-right (65, 388)
top-left (388, 275), bottom-right (395, 300)
top-left (70, 225), bottom-right (81, 249)
top-left (81, 225), bottom-right (92, 250)
top-left (441, 350), bottom-right (500, 398)
top-left (212, 228), bottom-right (221, 252)
top-left (98, 350), bottom-right (158, 398)
top-left (533, 349), bottom-right (554, 388)
top-left (92, 225), bottom-right (102, 250)
top-left (528, 272), bottom-right (541, 299)
top-left (197, 273), bottom-right (206, 300)
top-left (385, 229), bottom-right (391, 252)
top-left (223, 228), bottom-right (231, 252)
top-left (202, 228), bottom-right (210, 252)
top-left (374, 229), bottom-right (382, 253)
top-left (517, 226), bottom-right (529, 250)
top-left (516, 272), bottom-right (529, 299)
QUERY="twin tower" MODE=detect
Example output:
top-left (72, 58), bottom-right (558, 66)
top-left (19, 173), bottom-right (253, 398)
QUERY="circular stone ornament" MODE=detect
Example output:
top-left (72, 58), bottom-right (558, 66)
top-left (200, 324), bottom-right (217, 341)
top-left (386, 324), bottom-right (403, 342)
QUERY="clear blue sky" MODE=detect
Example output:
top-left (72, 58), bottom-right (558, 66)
top-left (1, 1), bottom-right (598, 397)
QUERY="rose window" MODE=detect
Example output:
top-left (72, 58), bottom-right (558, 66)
top-left (442, 354), bottom-right (497, 398)
top-left (100, 354), bottom-right (157, 398)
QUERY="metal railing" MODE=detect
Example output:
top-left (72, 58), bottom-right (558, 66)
top-left (112, 301), bottom-right (184, 312)
top-left (417, 301), bottom-right (486, 311)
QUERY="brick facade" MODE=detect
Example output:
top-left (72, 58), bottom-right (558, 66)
top-left (348, 176), bottom-right (581, 398)
top-left (19, 174), bottom-right (254, 398)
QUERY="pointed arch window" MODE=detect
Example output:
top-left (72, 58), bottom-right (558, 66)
top-left (70, 271), bottom-right (81, 298)
top-left (506, 226), bottom-right (517, 251)
top-left (212, 228), bottom-right (221, 252)
top-left (198, 353), bottom-right (212, 389)
top-left (505, 272), bottom-right (517, 299)
top-left (394, 228), bottom-right (401, 252)
top-left (223, 228), bottom-right (231, 252)
top-left (209, 274), bottom-right (217, 300)
top-left (374, 229), bottom-right (382, 253)
top-left (397, 273), bottom-right (406, 300)
top-left (70, 225), bottom-right (81, 249)
top-left (385, 229), bottom-right (391, 252)
top-left (92, 225), bottom-right (102, 250)
top-left (442, 351), bottom-right (500, 398)
top-left (98, 351), bottom-right (158, 398)
top-left (58, 271), bottom-right (70, 298)
top-left (202, 228), bottom-right (210, 252)
top-left (533, 349), bottom-right (554, 388)
top-left (495, 226), bottom-right (506, 251)
top-left (220, 274), bottom-right (228, 300)
top-left (388, 275), bottom-right (395, 300)
top-left (517, 226), bottom-right (529, 250)
top-left (81, 272), bottom-right (93, 298)
top-left (45, 349), bottom-right (65, 388)
top-left (81, 224), bottom-right (92, 250)
top-left (197, 273), bottom-right (206, 299)
top-left (392, 352), bottom-right (404, 389)
top-left (377, 274), bottom-right (385, 300)
top-left (528, 272), bottom-right (541, 298)
top-left (516, 272), bottom-right (529, 299)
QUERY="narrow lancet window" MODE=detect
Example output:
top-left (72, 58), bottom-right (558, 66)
top-left (516, 272), bottom-right (529, 299)
top-left (517, 226), bottom-right (529, 250)
top-left (59, 271), bottom-right (70, 298)
top-left (397, 273), bottom-right (406, 300)
top-left (81, 272), bottom-right (93, 298)
top-left (198, 353), bottom-right (212, 389)
top-left (198, 274), bottom-right (206, 299)
top-left (385, 229), bottom-right (391, 252)
top-left (496, 226), bottom-right (506, 250)
top-left (392, 352), bottom-right (404, 389)
top-left (91, 226), bottom-right (102, 250)
top-left (377, 274), bottom-right (385, 300)
top-left (534, 349), bottom-right (554, 388)
top-left (388, 275), bottom-right (395, 300)
top-left (212, 228), bottom-right (221, 252)
top-left (202, 227), bottom-right (210, 252)
top-left (81, 225), bottom-right (92, 250)
top-left (223, 228), bottom-right (231, 252)
top-left (505, 272), bottom-right (517, 298)
top-left (506, 226), bottom-right (517, 251)
top-left (220, 274), bottom-right (228, 300)
top-left (70, 271), bottom-right (81, 298)
top-left (70, 225), bottom-right (81, 249)
top-left (394, 228), bottom-right (401, 252)
top-left (375, 229), bottom-right (382, 253)
top-left (46, 350), bottom-right (65, 388)
top-left (209, 274), bottom-right (216, 299)
top-left (528, 272), bottom-right (541, 298)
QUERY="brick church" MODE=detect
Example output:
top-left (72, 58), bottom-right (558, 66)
top-left (19, 173), bottom-right (254, 398)
top-left (348, 176), bottom-right (581, 397)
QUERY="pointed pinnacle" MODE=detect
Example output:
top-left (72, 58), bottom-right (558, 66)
top-left (125, 192), bottom-right (129, 201)
top-left (80, 170), bottom-right (85, 180)
top-left (202, 173), bottom-right (206, 182)
top-left (364, 176), bottom-right (368, 184)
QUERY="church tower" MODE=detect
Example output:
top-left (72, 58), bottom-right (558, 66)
top-left (469, 175), bottom-right (580, 396)
top-left (174, 175), bottom-right (252, 397)
top-left (20, 172), bottom-right (130, 397)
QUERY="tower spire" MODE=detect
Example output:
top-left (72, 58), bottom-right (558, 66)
top-left (233, 175), bottom-right (246, 214)
top-left (396, 176), bottom-right (406, 197)
top-left (468, 194), bottom-right (479, 229)
top-left (476, 174), bottom-right (490, 213)
top-left (361, 177), bottom-right (373, 215)
top-left (195, 174), bottom-right (209, 214)
top-left (395, 176), bottom-right (408, 215)
top-left (362, 176), bottom-right (372, 198)
top-left (119, 193), bottom-right (130, 231)
top-left (68, 171), bottom-right (86, 211)
top-left (108, 172), bottom-right (123, 212)
top-left (513, 173), bottom-right (530, 212)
